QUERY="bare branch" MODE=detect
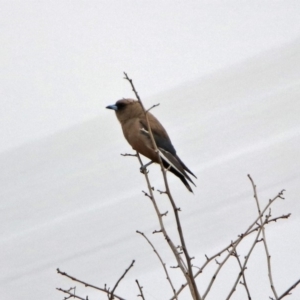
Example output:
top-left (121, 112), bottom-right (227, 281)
top-left (123, 72), bottom-right (143, 105)
top-left (170, 190), bottom-right (288, 300)
top-left (278, 279), bottom-right (300, 300)
top-left (135, 152), bottom-right (188, 272)
top-left (56, 268), bottom-right (126, 300)
top-left (226, 221), bottom-right (266, 300)
top-left (231, 250), bottom-right (252, 299)
top-left (203, 222), bottom-right (261, 300)
top-left (109, 260), bottom-right (135, 300)
top-left (124, 72), bottom-right (201, 300)
top-left (146, 103), bottom-right (160, 113)
top-left (56, 287), bottom-right (88, 300)
top-left (248, 174), bottom-right (278, 299)
top-left (136, 279), bottom-right (146, 300)
top-left (137, 230), bottom-right (178, 299)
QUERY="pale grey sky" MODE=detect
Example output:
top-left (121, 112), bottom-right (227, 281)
top-left (1, 2), bottom-right (300, 300)
top-left (1, 1), bottom-right (300, 152)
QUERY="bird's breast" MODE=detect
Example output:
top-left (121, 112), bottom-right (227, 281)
top-left (122, 119), bottom-right (159, 162)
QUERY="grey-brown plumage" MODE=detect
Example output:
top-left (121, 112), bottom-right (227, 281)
top-left (106, 99), bottom-right (197, 192)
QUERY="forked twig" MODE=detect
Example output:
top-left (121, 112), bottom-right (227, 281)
top-left (226, 221), bottom-right (266, 300)
top-left (136, 230), bottom-right (178, 299)
top-left (56, 268), bottom-right (126, 300)
top-left (56, 287), bottom-right (88, 300)
top-left (231, 250), bottom-right (252, 299)
top-left (248, 174), bottom-right (278, 299)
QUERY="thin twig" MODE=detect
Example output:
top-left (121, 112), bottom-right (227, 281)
top-left (137, 230), bottom-right (178, 300)
top-left (278, 279), bottom-right (300, 299)
top-left (136, 279), bottom-right (146, 300)
top-left (123, 72), bottom-right (143, 104)
top-left (146, 103), bottom-right (160, 113)
top-left (56, 268), bottom-right (126, 300)
top-left (109, 260), bottom-right (135, 300)
top-left (56, 287), bottom-right (88, 300)
top-left (121, 153), bottom-right (138, 157)
top-left (231, 250), bottom-right (252, 299)
top-left (248, 174), bottom-right (279, 299)
top-left (226, 221), bottom-right (266, 300)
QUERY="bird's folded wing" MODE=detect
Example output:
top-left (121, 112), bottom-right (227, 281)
top-left (139, 118), bottom-right (176, 155)
top-left (140, 118), bottom-right (197, 178)
top-left (158, 147), bottom-right (185, 175)
top-left (140, 124), bottom-right (195, 183)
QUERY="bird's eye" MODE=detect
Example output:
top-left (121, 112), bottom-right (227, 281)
top-left (116, 103), bottom-right (126, 110)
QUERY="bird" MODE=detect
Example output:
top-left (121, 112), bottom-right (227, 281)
top-left (106, 98), bottom-right (197, 192)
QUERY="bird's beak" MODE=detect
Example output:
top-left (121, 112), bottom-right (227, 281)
top-left (106, 104), bottom-right (118, 111)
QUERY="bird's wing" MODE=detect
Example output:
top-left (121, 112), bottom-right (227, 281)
top-left (139, 118), bottom-right (194, 181)
top-left (139, 116), bottom-right (197, 179)
top-left (139, 115), bottom-right (176, 155)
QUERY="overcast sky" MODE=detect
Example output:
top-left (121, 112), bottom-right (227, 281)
top-left (1, 1), bottom-right (300, 153)
top-left (1, 2), bottom-right (300, 299)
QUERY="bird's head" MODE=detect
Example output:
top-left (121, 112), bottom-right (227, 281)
top-left (106, 99), bottom-right (142, 124)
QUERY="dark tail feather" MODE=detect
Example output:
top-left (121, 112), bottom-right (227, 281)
top-left (163, 160), bottom-right (195, 193)
top-left (175, 155), bottom-right (197, 179)
top-left (170, 166), bottom-right (194, 193)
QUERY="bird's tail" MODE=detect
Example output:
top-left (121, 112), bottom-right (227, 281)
top-left (166, 164), bottom-right (195, 193)
top-left (158, 148), bottom-right (196, 193)
top-left (175, 154), bottom-right (197, 179)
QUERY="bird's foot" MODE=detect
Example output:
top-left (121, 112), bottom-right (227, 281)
top-left (140, 160), bottom-right (153, 174)
top-left (140, 165), bottom-right (149, 174)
